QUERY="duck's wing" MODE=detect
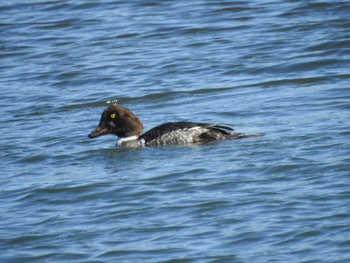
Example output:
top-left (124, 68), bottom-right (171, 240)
top-left (139, 122), bottom-right (235, 145)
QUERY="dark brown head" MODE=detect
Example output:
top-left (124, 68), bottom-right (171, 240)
top-left (88, 105), bottom-right (144, 139)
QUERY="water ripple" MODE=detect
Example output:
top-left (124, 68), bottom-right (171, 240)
top-left (1, 0), bottom-right (350, 262)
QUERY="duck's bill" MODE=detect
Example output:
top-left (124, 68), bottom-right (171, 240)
top-left (88, 125), bottom-right (109, 138)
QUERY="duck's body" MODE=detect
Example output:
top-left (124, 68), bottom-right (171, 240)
top-left (88, 105), bottom-right (258, 148)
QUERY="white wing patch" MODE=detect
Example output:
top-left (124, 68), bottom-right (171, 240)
top-left (147, 127), bottom-right (209, 146)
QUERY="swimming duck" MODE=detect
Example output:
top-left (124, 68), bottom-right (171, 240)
top-left (88, 105), bottom-right (258, 148)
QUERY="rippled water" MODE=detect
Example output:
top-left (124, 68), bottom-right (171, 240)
top-left (1, 0), bottom-right (350, 262)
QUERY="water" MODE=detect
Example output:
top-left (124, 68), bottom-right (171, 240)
top-left (1, 0), bottom-right (350, 262)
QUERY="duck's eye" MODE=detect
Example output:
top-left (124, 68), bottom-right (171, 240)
top-left (110, 113), bottom-right (116, 119)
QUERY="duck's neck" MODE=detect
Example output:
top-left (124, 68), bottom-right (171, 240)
top-left (117, 135), bottom-right (143, 148)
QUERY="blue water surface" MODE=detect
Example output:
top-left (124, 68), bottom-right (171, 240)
top-left (1, 1), bottom-right (350, 262)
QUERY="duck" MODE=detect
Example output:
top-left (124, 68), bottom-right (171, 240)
top-left (88, 104), bottom-right (259, 148)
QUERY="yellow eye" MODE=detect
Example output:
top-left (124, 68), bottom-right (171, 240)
top-left (110, 113), bottom-right (116, 119)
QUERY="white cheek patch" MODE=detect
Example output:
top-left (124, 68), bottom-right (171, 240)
top-left (109, 121), bottom-right (116, 128)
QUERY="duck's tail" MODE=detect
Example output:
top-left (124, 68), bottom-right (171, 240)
top-left (211, 125), bottom-right (261, 140)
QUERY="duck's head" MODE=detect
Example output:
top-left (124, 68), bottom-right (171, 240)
top-left (88, 105), bottom-right (144, 139)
